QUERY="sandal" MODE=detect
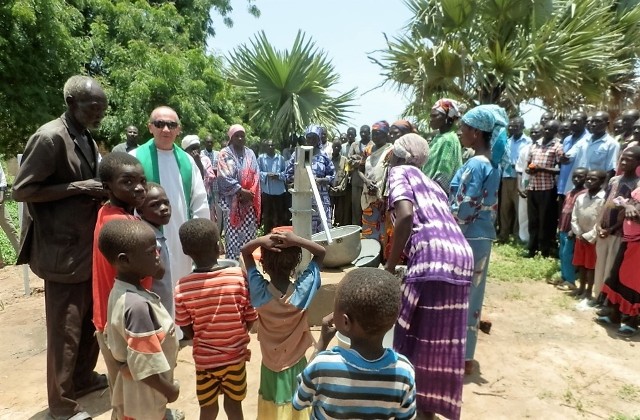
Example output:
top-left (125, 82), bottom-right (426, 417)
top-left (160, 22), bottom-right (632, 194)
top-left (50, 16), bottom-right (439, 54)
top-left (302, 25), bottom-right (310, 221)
top-left (556, 281), bottom-right (577, 291)
top-left (165, 408), bottom-right (185, 420)
top-left (45, 411), bottom-right (92, 420)
top-left (595, 315), bottom-right (618, 326)
top-left (617, 324), bottom-right (638, 338)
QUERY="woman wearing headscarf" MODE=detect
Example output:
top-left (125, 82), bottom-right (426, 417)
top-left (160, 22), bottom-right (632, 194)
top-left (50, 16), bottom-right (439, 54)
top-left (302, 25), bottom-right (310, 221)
top-left (285, 125), bottom-right (335, 234)
top-left (383, 120), bottom-right (418, 260)
top-left (360, 120), bottom-right (394, 242)
top-left (385, 133), bottom-right (474, 420)
top-left (450, 105), bottom-right (504, 375)
top-left (389, 119), bottom-right (417, 142)
top-left (182, 135), bottom-right (217, 223)
top-left (218, 124), bottom-right (261, 260)
top-left (422, 98), bottom-right (463, 193)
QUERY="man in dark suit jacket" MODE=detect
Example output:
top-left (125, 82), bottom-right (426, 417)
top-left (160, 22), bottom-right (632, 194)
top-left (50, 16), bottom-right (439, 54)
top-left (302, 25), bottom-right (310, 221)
top-left (13, 75), bottom-right (108, 420)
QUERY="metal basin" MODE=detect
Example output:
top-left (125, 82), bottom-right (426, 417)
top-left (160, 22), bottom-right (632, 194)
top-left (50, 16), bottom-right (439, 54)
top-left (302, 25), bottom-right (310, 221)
top-left (217, 259), bottom-right (239, 268)
top-left (311, 225), bottom-right (362, 268)
top-left (351, 238), bottom-right (381, 268)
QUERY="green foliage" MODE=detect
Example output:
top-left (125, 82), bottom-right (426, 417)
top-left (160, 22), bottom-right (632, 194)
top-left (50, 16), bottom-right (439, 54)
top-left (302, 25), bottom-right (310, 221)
top-left (0, 0), bottom-right (259, 155)
top-left (0, 0), bottom-right (87, 155)
top-left (226, 30), bottom-right (357, 144)
top-left (374, 0), bottom-right (640, 117)
top-left (0, 200), bottom-right (19, 265)
top-left (488, 241), bottom-right (560, 282)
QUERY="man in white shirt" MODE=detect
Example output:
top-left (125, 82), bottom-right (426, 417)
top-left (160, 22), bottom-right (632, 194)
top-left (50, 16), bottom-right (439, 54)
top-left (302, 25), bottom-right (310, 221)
top-left (132, 106), bottom-right (209, 319)
top-left (498, 117), bottom-right (531, 242)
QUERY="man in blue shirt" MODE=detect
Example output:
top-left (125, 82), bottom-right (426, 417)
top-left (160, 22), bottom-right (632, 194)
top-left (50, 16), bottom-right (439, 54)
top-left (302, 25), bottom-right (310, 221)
top-left (561, 111), bottom-right (619, 195)
top-left (557, 112), bottom-right (590, 210)
top-left (498, 117), bottom-right (531, 243)
top-left (258, 139), bottom-right (288, 233)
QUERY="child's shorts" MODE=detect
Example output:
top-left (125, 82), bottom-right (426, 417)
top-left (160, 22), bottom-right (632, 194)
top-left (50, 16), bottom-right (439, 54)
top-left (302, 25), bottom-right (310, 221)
top-left (573, 239), bottom-right (596, 269)
top-left (196, 361), bottom-right (247, 406)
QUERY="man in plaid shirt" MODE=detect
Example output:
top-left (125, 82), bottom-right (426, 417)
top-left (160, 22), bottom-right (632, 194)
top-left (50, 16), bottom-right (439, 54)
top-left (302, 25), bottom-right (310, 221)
top-left (526, 120), bottom-right (563, 258)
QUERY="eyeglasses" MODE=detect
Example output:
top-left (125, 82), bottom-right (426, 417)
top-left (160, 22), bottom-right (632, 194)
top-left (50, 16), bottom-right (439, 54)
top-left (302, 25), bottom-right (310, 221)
top-left (152, 120), bottom-right (179, 130)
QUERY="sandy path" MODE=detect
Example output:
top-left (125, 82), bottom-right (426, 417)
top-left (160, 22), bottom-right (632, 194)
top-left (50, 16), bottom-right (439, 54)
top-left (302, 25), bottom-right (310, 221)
top-left (1, 265), bottom-right (639, 419)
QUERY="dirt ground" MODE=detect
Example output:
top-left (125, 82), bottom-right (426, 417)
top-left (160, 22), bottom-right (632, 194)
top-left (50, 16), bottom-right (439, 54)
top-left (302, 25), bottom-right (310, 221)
top-left (1, 264), bottom-right (640, 420)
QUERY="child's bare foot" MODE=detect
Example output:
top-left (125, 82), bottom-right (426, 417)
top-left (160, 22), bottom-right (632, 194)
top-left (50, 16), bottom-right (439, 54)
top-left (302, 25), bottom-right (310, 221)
top-left (464, 360), bottom-right (476, 375)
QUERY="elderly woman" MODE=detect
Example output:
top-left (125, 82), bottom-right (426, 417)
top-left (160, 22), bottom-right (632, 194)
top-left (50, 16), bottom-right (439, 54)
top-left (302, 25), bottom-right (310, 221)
top-left (360, 120), bottom-right (394, 241)
top-left (218, 124), bottom-right (261, 260)
top-left (285, 125), bottom-right (335, 234)
top-left (383, 120), bottom-right (419, 260)
top-left (450, 105), bottom-right (504, 375)
top-left (385, 133), bottom-right (474, 420)
top-left (182, 135), bottom-right (217, 222)
top-left (422, 98), bottom-right (463, 192)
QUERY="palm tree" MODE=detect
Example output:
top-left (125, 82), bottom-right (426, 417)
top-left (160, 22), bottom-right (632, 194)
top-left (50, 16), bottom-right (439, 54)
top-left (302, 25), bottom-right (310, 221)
top-left (371, 0), bottom-right (640, 118)
top-left (226, 30), bottom-right (356, 142)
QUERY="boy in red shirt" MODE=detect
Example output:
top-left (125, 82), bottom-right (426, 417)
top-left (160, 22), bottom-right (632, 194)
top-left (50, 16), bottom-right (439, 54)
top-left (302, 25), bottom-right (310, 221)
top-left (174, 218), bottom-right (257, 420)
top-left (92, 152), bottom-right (154, 417)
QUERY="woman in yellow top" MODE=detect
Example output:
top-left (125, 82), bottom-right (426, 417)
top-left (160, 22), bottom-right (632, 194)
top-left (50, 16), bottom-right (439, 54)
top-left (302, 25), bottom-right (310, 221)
top-left (359, 121), bottom-right (394, 242)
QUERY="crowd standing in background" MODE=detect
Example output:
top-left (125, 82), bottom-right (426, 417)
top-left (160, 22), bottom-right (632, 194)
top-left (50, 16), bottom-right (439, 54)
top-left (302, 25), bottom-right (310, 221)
top-left (8, 74), bottom-right (640, 420)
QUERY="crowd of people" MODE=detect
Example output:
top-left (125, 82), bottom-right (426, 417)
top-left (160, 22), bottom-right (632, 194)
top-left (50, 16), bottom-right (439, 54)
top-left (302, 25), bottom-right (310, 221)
top-left (8, 73), bottom-right (640, 420)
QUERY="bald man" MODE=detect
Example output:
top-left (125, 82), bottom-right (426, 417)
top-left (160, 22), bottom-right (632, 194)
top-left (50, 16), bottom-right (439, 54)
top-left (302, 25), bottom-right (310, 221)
top-left (132, 106), bottom-right (209, 325)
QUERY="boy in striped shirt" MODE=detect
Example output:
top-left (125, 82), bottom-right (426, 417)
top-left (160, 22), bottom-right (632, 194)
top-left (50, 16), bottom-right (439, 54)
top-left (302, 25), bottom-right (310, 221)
top-left (174, 218), bottom-right (257, 419)
top-left (293, 268), bottom-right (417, 419)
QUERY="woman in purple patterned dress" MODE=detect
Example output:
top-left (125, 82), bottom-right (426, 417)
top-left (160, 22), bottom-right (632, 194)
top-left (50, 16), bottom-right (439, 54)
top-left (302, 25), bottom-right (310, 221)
top-left (385, 133), bottom-right (474, 420)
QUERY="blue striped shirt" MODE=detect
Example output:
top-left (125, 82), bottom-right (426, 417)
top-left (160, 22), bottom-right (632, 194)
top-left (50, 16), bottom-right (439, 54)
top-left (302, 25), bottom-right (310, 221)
top-left (257, 152), bottom-right (287, 195)
top-left (293, 346), bottom-right (416, 419)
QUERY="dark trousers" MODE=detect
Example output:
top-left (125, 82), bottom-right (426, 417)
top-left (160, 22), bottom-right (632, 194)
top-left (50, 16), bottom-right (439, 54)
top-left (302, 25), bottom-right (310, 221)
top-left (351, 184), bottom-right (363, 226)
top-left (45, 280), bottom-right (99, 417)
top-left (498, 178), bottom-right (519, 241)
top-left (330, 194), bottom-right (350, 226)
top-left (527, 188), bottom-right (558, 257)
top-left (557, 194), bottom-right (566, 220)
top-left (261, 192), bottom-right (288, 233)
top-left (343, 183), bottom-right (353, 225)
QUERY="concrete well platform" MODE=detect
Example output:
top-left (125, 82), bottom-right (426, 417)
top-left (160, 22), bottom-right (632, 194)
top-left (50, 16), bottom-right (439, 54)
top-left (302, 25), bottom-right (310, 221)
top-left (306, 265), bottom-right (358, 326)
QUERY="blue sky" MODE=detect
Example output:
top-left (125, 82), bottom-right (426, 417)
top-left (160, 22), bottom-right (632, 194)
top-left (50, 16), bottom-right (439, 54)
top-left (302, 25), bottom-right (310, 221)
top-left (208, 0), bottom-right (413, 134)
top-left (208, 1), bottom-right (544, 133)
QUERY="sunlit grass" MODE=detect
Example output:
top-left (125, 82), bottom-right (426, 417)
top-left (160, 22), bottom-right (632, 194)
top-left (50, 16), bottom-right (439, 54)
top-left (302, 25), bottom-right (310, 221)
top-left (488, 240), bottom-right (560, 283)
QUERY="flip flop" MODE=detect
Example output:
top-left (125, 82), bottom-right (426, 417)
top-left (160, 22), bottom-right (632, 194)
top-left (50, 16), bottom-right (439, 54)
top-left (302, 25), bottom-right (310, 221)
top-left (165, 408), bottom-right (185, 420)
top-left (45, 411), bottom-right (92, 420)
top-left (617, 324), bottom-right (638, 337)
top-left (595, 315), bottom-right (617, 326)
top-left (68, 412), bottom-right (92, 420)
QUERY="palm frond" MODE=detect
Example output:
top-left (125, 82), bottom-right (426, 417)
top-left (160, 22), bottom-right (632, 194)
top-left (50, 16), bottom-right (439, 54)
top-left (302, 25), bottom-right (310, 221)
top-left (226, 30), bottom-right (356, 140)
